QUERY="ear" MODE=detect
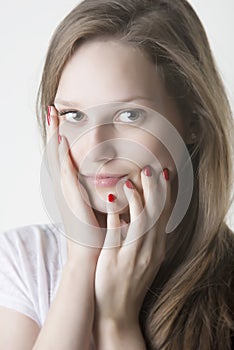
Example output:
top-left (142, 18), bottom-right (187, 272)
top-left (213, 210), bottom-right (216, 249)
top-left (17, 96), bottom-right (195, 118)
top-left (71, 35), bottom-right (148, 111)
top-left (184, 111), bottom-right (199, 145)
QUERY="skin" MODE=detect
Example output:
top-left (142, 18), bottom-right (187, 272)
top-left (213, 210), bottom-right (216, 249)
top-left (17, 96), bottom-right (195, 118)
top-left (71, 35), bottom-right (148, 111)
top-left (53, 38), bottom-right (191, 228)
top-left (46, 38), bottom-right (193, 348)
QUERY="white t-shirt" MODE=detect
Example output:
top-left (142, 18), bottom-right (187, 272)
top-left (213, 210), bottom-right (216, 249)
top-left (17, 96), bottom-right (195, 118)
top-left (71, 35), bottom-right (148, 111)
top-left (0, 223), bottom-right (95, 349)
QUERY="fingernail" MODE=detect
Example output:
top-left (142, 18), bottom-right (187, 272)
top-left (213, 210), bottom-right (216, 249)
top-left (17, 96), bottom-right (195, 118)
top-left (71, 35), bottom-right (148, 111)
top-left (125, 180), bottom-right (135, 189)
top-left (143, 166), bottom-right (152, 177)
top-left (163, 168), bottom-right (170, 181)
top-left (58, 134), bottom-right (62, 144)
top-left (47, 106), bottom-right (51, 126)
top-left (108, 194), bottom-right (116, 202)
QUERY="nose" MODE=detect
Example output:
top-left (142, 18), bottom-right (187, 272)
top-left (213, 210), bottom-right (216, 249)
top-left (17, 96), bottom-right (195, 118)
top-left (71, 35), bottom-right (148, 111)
top-left (85, 123), bottom-right (117, 162)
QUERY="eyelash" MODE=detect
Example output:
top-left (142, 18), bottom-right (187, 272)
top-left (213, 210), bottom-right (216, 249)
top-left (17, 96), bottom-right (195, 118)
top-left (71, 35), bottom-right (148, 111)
top-left (58, 109), bottom-right (144, 124)
top-left (58, 110), bottom-right (84, 122)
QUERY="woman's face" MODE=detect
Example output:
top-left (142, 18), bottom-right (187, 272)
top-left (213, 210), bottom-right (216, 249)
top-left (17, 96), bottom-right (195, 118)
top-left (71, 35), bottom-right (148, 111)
top-left (54, 39), bottom-right (189, 218)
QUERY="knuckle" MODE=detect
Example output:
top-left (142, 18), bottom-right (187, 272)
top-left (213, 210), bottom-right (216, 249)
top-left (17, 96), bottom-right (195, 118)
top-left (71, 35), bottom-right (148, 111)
top-left (138, 254), bottom-right (152, 269)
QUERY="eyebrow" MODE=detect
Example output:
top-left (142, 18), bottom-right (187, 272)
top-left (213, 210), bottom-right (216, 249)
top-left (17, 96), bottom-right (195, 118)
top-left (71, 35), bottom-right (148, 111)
top-left (54, 96), bottom-right (155, 108)
top-left (54, 99), bottom-right (80, 108)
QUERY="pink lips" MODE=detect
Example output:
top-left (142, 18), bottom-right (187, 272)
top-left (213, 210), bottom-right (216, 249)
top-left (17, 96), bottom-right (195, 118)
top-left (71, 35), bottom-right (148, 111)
top-left (85, 174), bottom-right (127, 187)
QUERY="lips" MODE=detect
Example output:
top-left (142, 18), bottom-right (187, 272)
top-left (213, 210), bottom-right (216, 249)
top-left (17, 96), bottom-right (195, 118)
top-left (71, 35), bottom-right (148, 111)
top-left (85, 174), bottom-right (127, 187)
top-left (84, 174), bottom-right (127, 178)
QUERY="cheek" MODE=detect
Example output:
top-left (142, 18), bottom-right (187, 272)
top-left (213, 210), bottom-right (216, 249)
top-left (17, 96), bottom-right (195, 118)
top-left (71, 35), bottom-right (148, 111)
top-left (68, 142), bottom-right (86, 171)
top-left (136, 133), bottom-right (184, 182)
top-left (59, 121), bottom-right (185, 182)
top-left (59, 123), bottom-right (86, 167)
top-left (144, 137), bottom-right (173, 163)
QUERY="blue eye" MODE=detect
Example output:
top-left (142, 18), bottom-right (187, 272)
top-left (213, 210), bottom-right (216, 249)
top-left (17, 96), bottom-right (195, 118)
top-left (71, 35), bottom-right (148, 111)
top-left (116, 109), bottom-right (143, 123)
top-left (58, 108), bottom-right (145, 124)
top-left (59, 110), bottom-right (85, 123)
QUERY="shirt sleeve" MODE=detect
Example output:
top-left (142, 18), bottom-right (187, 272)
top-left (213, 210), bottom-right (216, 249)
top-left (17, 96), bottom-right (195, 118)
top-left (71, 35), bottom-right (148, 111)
top-left (0, 228), bottom-right (41, 327)
top-left (0, 224), bottom-right (97, 348)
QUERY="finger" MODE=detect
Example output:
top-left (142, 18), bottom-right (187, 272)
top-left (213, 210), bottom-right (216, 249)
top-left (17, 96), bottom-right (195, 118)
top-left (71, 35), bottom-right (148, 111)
top-left (57, 134), bottom-right (105, 247)
top-left (58, 134), bottom-right (78, 188)
top-left (122, 180), bottom-right (146, 246)
top-left (58, 134), bottom-right (98, 225)
top-left (120, 219), bottom-right (129, 240)
top-left (155, 169), bottom-right (172, 242)
top-left (103, 200), bottom-right (121, 248)
top-left (46, 105), bottom-right (59, 135)
top-left (45, 105), bottom-right (60, 177)
top-left (141, 167), bottom-right (171, 252)
top-left (141, 166), bottom-right (163, 229)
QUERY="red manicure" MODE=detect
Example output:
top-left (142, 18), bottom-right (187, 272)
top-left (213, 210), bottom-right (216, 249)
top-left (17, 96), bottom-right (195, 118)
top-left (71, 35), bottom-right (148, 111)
top-left (108, 194), bottom-right (116, 202)
top-left (58, 134), bottom-right (62, 144)
top-left (47, 106), bottom-right (51, 126)
top-left (163, 168), bottom-right (170, 181)
top-left (144, 166), bottom-right (152, 177)
top-left (125, 180), bottom-right (135, 189)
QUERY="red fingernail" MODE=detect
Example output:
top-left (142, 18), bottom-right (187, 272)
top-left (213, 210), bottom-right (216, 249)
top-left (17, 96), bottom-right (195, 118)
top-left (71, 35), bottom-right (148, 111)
top-left (47, 106), bottom-right (51, 126)
top-left (58, 134), bottom-right (62, 144)
top-left (163, 168), bottom-right (170, 181)
top-left (108, 194), bottom-right (116, 202)
top-left (143, 166), bottom-right (152, 177)
top-left (125, 180), bottom-right (135, 189)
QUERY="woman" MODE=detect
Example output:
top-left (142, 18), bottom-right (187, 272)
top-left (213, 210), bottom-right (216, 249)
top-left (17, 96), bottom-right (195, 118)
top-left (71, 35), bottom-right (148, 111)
top-left (0, 0), bottom-right (233, 349)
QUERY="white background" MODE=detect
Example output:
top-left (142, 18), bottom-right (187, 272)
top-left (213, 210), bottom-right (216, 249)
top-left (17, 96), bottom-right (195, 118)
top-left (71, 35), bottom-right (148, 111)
top-left (0, 0), bottom-right (233, 233)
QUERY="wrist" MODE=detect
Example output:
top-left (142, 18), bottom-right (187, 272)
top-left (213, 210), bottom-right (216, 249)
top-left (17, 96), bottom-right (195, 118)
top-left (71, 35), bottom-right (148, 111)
top-left (94, 318), bottom-right (146, 350)
top-left (95, 315), bottom-right (139, 329)
top-left (64, 259), bottom-right (97, 282)
top-left (65, 250), bottom-right (98, 267)
top-left (66, 243), bottom-right (100, 266)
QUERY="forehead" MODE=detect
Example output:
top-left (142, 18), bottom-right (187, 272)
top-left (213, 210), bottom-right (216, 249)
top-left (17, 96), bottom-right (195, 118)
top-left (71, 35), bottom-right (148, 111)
top-left (55, 39), bottom-right (169, 111)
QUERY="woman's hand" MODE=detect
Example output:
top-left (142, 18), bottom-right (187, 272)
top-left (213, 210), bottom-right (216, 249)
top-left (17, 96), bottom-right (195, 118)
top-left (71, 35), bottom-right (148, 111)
top-left (94, 166), bottom-right (171, 325)
top-left (45, 105), bottom-right (105, 264)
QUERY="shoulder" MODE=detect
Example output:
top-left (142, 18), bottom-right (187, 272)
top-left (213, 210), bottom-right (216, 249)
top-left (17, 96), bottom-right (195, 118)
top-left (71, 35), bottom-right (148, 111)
top-left (0, 223), bottom-right (67, 326)
top-left (0, 222), bottom-right (61, 244)
top-left (0, 222), bottom-right (65, 265)
top-left (0, 222), bottom-right (68, 294)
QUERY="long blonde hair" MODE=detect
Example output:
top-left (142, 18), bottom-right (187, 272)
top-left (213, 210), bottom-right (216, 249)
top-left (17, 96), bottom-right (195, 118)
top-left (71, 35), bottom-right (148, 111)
top-left (36, 1), bottom-right (234, 348)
